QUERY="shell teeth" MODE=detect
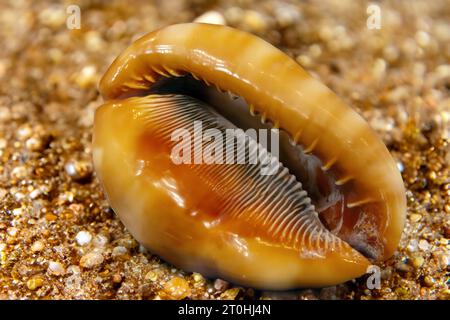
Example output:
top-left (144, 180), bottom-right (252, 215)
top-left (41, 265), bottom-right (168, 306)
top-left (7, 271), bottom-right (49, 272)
top-left (335, 175), bottom-right (354, 186)
top-left (347, 198), bottom-right (374, 208)
top-left (249, 104), bottom-right (256, 116)
top-left (131, 74), bottom-right (142, 81)
top-left (261, 112), bottom-right (267, 124)
top-left (215, 84), bottom-right (225, 93)
top-left (125, 82), bottom-right (148, 90)
top-left (288, 137), bottom-right (296, 146)
top-left (152, 66), bottom-right (170, 77)
top-left (303, 138), bottom-right (319, 154)
top-left (143, 74), bottom-right (156, 83)
top-left (227, 91), bottom-right (239, 100)
top-left (321, 156), bottom-right (337, 171)
top-left (291, 130), bottom-right (302, 145)
top-left (164, 67), bottom-right (183, 77)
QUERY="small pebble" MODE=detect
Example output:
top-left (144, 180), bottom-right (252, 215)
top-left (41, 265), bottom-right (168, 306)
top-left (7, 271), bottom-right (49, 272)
top-left (16, 125), bottom-right (32, 140)
top-left (407, 239), bottom-right (418, 252)
top-left (145, 270), bottom-right (159, 282)
top-left (138, 244), bottom-right (148, 253)
top-left (214, 278), bottom-right (229, 291)
top-left (412, 255), bottom-right (425, 269)
top-left (242, 10), bottom-right (268, 33)
top-left (296, 55), bottom-right (313, 68)
top-left (65, 159), bottom-right (93, 182)
top-left (28, 189), bottom-right (41, 200)
top-left (92, 234), bottom-right (109, 247)
top-left (297, 289), bottom-right (319, 300)
top-left (67, 265), bottom-right (81, 275)
top-left (79, 252), bottom-right (104, 268)
top-left (0, 188), bottom-right (7, 200)
top-left (163, 277), bottom-right (191, 299)
top-left (75, 230), bottom-right (92, 246)
top-left (274, 4), bottom-right (300, 28)
top-left (11, 166), bottom-right (27, 179)
top-left (192, 272), bottom-right (204, 283)
top-left (224, 7), bottom-right (244, 25)
top-left (220, 287), bottom-right (240, 300)
top-left (31, 241), bottom-right (45, 252)
top-left (372, 58), bottom-right (387, 81)
top-left (84, 31), bottom-right (105, 52)
top-left (39, 5), bottom-right (65, 28)
top-left (116, 237), bottom-right (138, 249)
top-left (410, 213), bottom-right (422, 223)
top-left (441, 253), bottom-right (449, 267)
top-left (44, 213), bottom-right (57, 221)
top-left (415, 30), bottom-right (431, 47)
top-left (194, 11), bottom-right (226, 25)
top-left (383, 45), bottom-right (399, 62)
top-left (7, 227), bottom-right (18, 237)
top-left (25, 136), bottom-right (44, 151)
top-left (418, 239), bottom-right (430, 251)
top-left (27, 275), bottom-right (44, 291)
top-left (112, 246), bottom-right (129, 260)
top-left (438, 289), bottom-right (450, 300)
top-left (13, 192), bottom-right (25, 201)
top-left (423, 275), bottom-right (436, 287)
top-left (112, 273), bottom-right (122, 284)
top-left (381, 266), bottom-right (393, 280)
top-left (308, 44), bottom-right (322, 58)
top-left (12, 208), bottom-right (23, 216)
top-left (0, 138), bottom-right (7, 149)
top-left (48, 261), bottom-right (66, 276)
top-left (75, 65), bottom-right (97, 88)
top-left (0, 107), bottom-right (11, 122)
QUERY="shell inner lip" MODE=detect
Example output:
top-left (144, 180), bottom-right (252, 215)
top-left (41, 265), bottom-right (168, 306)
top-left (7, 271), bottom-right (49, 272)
top-left (140, 74), bottom-right (379, 262)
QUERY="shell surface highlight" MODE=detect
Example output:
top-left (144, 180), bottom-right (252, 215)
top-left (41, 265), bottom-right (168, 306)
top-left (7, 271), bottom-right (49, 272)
top-left (94, 23), bottom-right (406, 289)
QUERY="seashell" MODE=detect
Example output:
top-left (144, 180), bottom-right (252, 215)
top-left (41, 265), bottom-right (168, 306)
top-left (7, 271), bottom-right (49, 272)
top-left (93, 23), bottom-right (406, 289)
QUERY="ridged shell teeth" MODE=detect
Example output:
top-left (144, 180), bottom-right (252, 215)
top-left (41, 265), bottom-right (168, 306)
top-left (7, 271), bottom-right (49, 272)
top-left (215, 84), bottom-right (225, 93)
top-left (125, 82), bottom-right (148, 90)
top-left (335, 175), bottom-right (354, 186)
top-left (303, 138), bottom-right (319, 154)
top-left (347, 198), bottom-right (375, 208)
top-left (249, 104), bottom-right (256, 116)
top-left (143, 74), bottom-right (156, 83)
top-left (152, 66), bottom-right (170, 77)
top-left (261, 112), bottom-right (267, 124)
top-left (321, 157), bottom-right (338, 171)
top-left (293, 130), bottom-right (302, 144)
top-left (164, 67), bottom-right (184, 77)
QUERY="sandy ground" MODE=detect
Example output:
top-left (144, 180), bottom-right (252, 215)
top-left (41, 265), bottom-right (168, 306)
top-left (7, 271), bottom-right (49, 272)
top-left (0, 0), bottom-right (448, 299)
